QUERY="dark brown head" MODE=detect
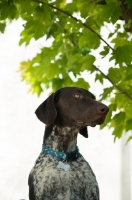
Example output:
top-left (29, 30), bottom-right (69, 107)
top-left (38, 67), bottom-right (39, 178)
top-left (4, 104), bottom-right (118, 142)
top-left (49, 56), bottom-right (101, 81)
top-left (35, 87), bottom-right (109, 138)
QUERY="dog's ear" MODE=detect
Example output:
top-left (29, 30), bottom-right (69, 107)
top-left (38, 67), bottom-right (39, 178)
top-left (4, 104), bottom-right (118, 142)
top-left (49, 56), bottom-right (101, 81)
top-left (79, 127), bottom-right (88, 138)
top-left (35, 91), bottom-right (59, 126)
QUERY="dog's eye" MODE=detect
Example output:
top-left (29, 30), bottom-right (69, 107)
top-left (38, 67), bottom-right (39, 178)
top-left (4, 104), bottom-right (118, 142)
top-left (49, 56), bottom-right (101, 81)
top-left (74, 94), bottom-right (80, 98)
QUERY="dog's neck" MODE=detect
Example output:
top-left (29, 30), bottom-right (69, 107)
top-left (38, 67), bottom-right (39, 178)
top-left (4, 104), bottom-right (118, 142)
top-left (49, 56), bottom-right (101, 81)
top-left (43, 125), bottom-right (79, 152)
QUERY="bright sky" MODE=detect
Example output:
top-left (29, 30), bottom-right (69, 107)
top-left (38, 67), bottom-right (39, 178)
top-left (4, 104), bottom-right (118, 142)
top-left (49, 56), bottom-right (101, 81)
top-left (0, 19), bottom-right (131, 200)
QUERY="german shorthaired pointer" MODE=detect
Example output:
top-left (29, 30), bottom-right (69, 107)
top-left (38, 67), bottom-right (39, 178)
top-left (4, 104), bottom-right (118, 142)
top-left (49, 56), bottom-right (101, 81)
top-left (28, 87), bottom-right (109, 200)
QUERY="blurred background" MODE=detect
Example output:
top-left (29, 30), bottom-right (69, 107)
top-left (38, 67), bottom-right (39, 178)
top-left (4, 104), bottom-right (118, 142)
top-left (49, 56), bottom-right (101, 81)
top-left (0, 20), bottom-right (132, 200)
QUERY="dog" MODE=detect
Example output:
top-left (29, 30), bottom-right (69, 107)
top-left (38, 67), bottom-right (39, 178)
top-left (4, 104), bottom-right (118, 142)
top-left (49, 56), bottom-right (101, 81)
top-left (28, 87), bottom-right (109, 200)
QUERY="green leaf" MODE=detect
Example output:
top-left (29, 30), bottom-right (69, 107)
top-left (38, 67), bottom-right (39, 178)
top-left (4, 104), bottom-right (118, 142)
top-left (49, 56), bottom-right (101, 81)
top-left (111, 34), bottom-right (130, 49)
top-left (30, 82), bottom-right (43, 96)
top-left (99, 87), bottom-right (113, 101)
top-left (108, 32), bottom-right (115, 39)
top-left (100, 103), bottom-right (117, 130)
top-left (107, 68), bottom-right (123, 84)
top-left (114, 45), bottom-right (132, 64)
top-left (40, 4), bottom-right (51, 25)
top-left (95, 73), bottom-right (104, 84)
top-left (111, 112), bottom-right (126, 139)
top-left (112, 123), bottom-right (124, 139)
top-left (126, 136), bottom-right (132, 144)
top-left (126, 119), bottom-right (132, 132)
top-left (0, 22), bottom-right (6, 33)
top-left (124, 0), bottom-right (132, 9)
top-left (9, 4), bottom-right (17, 19)
top-left (79, 30), bottom-right (100, 49)
top-left (99, 2), bottom-right (122, 24)
top-left (0, 3), bottom-right (17, 20)
top-left (71, 78), bottom-right (90, 90)
top-left (124, 19), bottom-right (132, 30)
top-left (81, 55), bottom-right (95, 71)
top-left (100, 46), bottom-right (109, 58)
top-left (19, 20), bottom-right (46, 45)
top-left (111, 112), bottom-right (126, 127)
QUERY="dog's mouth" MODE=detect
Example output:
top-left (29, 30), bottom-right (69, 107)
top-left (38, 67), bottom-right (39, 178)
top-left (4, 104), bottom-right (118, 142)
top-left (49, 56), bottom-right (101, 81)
top-left (77, 115), bottom-right (106, 127)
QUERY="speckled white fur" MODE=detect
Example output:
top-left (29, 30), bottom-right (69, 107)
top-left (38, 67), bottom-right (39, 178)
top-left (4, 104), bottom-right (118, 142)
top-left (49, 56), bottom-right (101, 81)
top-left (28, 126), bottom-right (99, 200)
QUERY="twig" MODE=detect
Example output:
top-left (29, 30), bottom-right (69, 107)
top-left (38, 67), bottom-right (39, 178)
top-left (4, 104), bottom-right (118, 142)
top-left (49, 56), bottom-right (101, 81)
top-left (33, 0), bottom-right (114, 51)
top-left (93, 64), bottom-right (132, 101)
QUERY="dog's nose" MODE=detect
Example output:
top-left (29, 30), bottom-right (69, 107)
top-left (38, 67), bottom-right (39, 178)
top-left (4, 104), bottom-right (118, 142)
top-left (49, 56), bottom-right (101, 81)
top-left (97, 104), bottom-right (109, 114)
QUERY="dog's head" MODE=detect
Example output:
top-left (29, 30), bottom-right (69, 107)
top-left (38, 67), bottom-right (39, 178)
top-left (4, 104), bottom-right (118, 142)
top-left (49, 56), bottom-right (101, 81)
top-left (35, 87), bottom-right (109, 138)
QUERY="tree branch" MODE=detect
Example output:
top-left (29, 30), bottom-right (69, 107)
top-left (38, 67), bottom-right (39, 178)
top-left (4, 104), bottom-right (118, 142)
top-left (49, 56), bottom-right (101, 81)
top-left (33, 0), bottom-right (114, 51)
top-left (93, 64), bottom-right (132, 101)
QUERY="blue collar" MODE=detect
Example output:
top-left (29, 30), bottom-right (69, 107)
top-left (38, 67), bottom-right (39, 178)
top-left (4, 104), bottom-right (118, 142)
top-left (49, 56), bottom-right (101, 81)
top-left (42, 145), bottom-right (79, 161)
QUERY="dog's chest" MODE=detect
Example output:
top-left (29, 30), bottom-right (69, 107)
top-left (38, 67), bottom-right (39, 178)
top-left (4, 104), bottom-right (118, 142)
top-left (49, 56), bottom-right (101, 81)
top-left (29, 152), bottom-right (99, 200)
